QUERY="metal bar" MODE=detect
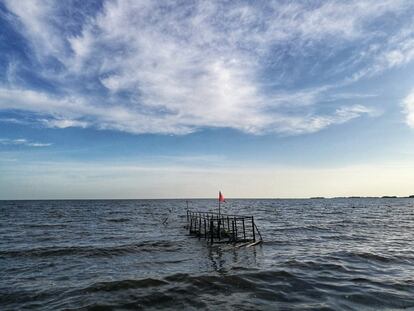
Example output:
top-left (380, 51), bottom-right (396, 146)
top-left (234, 217), bottom-right (238, 242)
top-left (199, 215), bottom-right (202, 238)
top-left (218, 218), bottom-right (221, 240)
top-left (252, 216), bottom-right (256, 242)
top-left (182, 210), bottom-right (252, 218)
top-left (204, 218), bottom-right (207, 239)
top-left (210, 219), bottom-right (214, 244)
top-left (186, 209), bottom-right (262, 244)
top-left (254, 222), bottom-right (263, 242)
top-left (231, 219), bottom-right (235, 242)
top-left (219, 200), bottom-right (221, 219)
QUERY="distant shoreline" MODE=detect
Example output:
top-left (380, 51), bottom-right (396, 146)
top-left (1, 196), bottom-right (414, 201)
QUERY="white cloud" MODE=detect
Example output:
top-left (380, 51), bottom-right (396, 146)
top-left (272, 105), bottom-right (376, 135)
top-left (4, 0), bottom-right (64, 59)
top-left (41, 118), bottom-right (89, 129)
top-left (3, 0), bottom-right (412, 135)
top-left (403, 90), bottom-right (414, 128)
top-left (26, 142), bottom-right (52, 147)
top-left (0, 86), bottom-right (376, 135)
top-left (343, 24), bottom-right (414, 83)
top-left (0, 117), bottom-right (28, 125)
top-left (0, 138), bottom-right (51, 147)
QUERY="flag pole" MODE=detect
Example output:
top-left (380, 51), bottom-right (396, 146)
top-left (218, 192), bottom-right (221, 218)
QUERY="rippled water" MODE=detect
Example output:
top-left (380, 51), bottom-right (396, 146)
top-left (1, 198), bottom-right (414, 310)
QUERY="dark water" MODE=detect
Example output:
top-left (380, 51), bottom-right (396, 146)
top-left (1, 199), bottom-right (414, 310)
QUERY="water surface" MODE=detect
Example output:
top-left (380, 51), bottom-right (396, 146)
top-left (1, 198), bottom-right (414, 310)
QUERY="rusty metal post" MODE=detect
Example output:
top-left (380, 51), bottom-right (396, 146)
top-left (199, 215), bottom-right (202, 238)
top-left (218, 218), bottom-right (221, 240)
top-left (204, 218), bottom-right (207, 239)
top-left (231, 219), bottom-right (235, 242)
top-left (252, 216), bottom-right (256, 242)
top-left (210, 219), bottom-right (214, 244)
top-left (234, 217), bottom-right (238, 242)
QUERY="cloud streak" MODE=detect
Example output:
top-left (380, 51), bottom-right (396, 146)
top-left (0, 138), bottom-right (51, 147)
top-left (2, 0), bottom-right (414, 135)
top-left (403, 90), bottom-right (414, 128)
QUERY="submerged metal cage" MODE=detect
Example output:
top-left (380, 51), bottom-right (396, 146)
top-left (186, 210), bottom-right (262, 244)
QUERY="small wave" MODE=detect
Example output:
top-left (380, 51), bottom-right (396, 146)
top-left (283, 259), bottom-right (350, 273)
top-left (230, 266), bottom-right (260, 272)
top-left (19, 223), bottom-right (68, 229)
top-left (6, 269), bottom-right (414, 310)
top-left (63, 270), bottom-right (309, 310)
top-left (339, 251), bottom-right (395, 263)
top-left (260, 240), bottom-right (291, 246)
top-left (164, 270), bottom-right (296, 288)
top-left (354, 252), bottom-right (393, 263)
top-left (274, 225), bottom-right (333, 232)
top-left (106, 218), bottom-right (130, 223)
top-left (83, 278), bottom-right (169, 292)
top-left (0, 241), bottom-right (180, 258)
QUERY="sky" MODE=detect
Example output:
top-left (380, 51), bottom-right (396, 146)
top-left (1, 0), bottom-right (414, 199)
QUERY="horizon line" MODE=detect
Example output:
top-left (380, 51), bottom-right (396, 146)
top-left (1, 196), bottom-right (414, 201)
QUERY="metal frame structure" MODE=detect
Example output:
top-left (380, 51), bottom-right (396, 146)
top-left (186, 210), bottom-right (263, 244)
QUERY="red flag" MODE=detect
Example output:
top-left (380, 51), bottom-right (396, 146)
top-left (219, 191), bottom-right (225, 202)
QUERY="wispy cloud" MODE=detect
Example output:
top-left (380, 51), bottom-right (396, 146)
top-left (0, 117), bottom-right (29, 125)
top-left (40, 118), bottom-right (88, 129)
top-left (1, 0), bottom-right (413, 135)
top-left (0, 138), bottom-right (52, 147)
top-left (403, 90), bottom-right (414, 128)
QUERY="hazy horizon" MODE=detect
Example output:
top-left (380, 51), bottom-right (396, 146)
top-left (1, 194), bottom-right (413, 201)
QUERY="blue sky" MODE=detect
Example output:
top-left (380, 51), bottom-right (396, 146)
top-left (1, 0), bottom-right (414, 199)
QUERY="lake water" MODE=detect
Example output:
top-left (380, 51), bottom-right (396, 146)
top-left (1, 198), bottom-right (414, 310)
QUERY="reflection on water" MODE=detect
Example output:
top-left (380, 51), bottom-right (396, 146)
top-left (1, 198), bottom-right (414, 310)
top-left (206, 244), bottom-right (260, 273)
